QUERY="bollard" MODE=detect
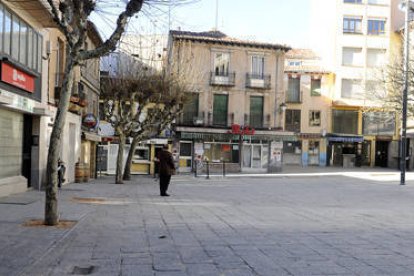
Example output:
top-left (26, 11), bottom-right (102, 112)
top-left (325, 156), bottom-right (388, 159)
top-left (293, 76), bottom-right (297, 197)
top-left (206, 161), bottom-right (210, 179)
top-left (223, 161), bottom-right (226, 177)
top-left (194, 162), bottom-right (198, 178)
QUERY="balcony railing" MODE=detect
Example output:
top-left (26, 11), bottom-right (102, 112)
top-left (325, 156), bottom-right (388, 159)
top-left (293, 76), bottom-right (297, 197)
top-left (210, 72), bottom-right (236, 86)
top-left (245, 73), bottom-right (271, 89)
top-left (177, 113), bottom-right (204, 126)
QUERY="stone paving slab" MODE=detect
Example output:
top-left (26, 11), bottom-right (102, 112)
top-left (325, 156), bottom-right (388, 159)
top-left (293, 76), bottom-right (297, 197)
top-left (2, 171), bottom-right (414, 275)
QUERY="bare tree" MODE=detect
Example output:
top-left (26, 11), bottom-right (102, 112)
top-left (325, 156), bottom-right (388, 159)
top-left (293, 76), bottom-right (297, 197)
top-left (43, 0), bottom-right (194, 225)
top-left (122, 75), bottom-right (187, 180)
top-left (101, 70), bottom-right (186, 183)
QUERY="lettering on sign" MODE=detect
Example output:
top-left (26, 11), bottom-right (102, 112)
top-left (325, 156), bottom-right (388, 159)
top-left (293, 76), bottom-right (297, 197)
top-left (1, 63), bottom-right (35, 93)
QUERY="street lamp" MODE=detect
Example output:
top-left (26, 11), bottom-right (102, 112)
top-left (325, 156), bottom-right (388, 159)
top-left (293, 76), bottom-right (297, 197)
top-left (399, 0), bottom-right (413, 185)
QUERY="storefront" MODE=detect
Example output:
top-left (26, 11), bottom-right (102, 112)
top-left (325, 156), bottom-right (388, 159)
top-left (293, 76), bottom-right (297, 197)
top-left (176, 127), bottom-right (296, 173)
top-left (327, 134), bottom-right (364, 167)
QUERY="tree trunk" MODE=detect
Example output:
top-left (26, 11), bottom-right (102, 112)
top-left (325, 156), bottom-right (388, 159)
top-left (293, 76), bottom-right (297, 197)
top-left (123, 136), bottom-right (139, 180)
top-left (45, 58), bottom-right (76, 226)
top-left (116, 134), bottom-right (126, 184)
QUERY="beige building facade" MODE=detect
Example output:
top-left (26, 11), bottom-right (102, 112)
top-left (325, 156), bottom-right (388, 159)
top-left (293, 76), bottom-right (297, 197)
top-left (168, 30), bottom-right (292, 173)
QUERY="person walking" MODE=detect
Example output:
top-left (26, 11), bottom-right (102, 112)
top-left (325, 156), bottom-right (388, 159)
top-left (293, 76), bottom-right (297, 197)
top-left (158, 144), bottom-right (175, 196)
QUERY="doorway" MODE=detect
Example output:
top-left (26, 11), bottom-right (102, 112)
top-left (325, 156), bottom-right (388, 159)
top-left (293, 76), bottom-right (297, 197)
top-left (22, 115), bottom-right (32, 187)
top-left (375, 141), bottom-right (389, 167)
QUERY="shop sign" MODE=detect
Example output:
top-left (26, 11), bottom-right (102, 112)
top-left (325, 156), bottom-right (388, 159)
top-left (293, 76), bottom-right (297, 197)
top-left (82, 113), bottom-right (97, 128)
top-left (1, 63), bottom-right (35, 93)
top-left (0, 89), bottom-right (34, 113)
top-left (228, 124), bottom-right (255, 135)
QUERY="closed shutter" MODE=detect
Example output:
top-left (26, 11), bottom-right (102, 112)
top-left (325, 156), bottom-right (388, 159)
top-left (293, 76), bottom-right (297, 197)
top-left (0, 109), bottom-right (23, 178)
top-left (250, 96), bottom-right (263, 128)
top-left (213, 94), bottom-right (228, 126)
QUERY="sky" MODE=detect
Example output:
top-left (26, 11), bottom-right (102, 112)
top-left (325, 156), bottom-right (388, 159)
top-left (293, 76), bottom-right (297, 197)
top-left (92, 0), bottom-right (315, 49)
top-left (168, 0), bottom-right (312, 48)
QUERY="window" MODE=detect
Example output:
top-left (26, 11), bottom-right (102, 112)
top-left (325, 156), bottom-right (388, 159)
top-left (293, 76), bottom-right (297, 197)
top-left (19, 21), bottom-right (27, 64)
top-left (309, 141), bottom-right (319, 155)
top-left (287, 76), bottom-right (300, 102)
top-left (182, 93), bottom-right (199, 125)
top-left (309, 111), bottom-right (321, 127)
top-left (133, 146), bottom-right (150, 161)
top-left (283, 141), bottom-right (301, 154)
top-left (363, 112), bottom-right (395, 135)
top-left (367, 49), bottom-right (385, 67)
top-left (4, 10), bottom-right (11, 55)
top-left (214, 53), bottom-right (229, 76)
top-left (285, 109), bottom-right (301, 132)
top-left (11, 16), bottom-right (19, 61)
top-left (252, 56), bottom-right (264, 78)
top-left (344, 0), bottom-right (362, 3)
top-left (341, 79), bottom-right (363, 99)
top-left (288, 61), bottom-right (302, 66)
top-left (204, 143), bottom-right (239, 163)
top-left (0, 4), bottom-right (42, 72)
top-left (343, 17), bottom-right (362, 33)
top-left (0, 5), bottom-right (3, 52)
top-left (342, 47), bottom-right (363, 66)
top-left (368, 0), bottom-right (388, 5)
top-left (332, 110), bottom-right (358, 134)
top-left (250, 96), bottom-right (264, 128)
top-left (311, 78), bottom-right (321, 96)
top-left (213, 94), bottom-right (228, 126)
top-left (368, 19), bottom-right (385, 35)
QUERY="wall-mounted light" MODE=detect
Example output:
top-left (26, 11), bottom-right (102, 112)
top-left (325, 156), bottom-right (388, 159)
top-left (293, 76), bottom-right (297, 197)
top-left (279, 102), bottom-right (287, 114)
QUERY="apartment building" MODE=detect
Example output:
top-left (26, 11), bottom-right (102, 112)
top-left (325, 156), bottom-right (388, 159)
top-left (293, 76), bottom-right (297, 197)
top-left (313, 0), bottom-right (404, 168)
top-left (47, 23), bottom-right (102, 183)
top-left (284, 49), bottom-right (334, 167)
top-left (0, 0), bottom-right (55, 196)
top-left (167, 30), bottom-right (291, 173)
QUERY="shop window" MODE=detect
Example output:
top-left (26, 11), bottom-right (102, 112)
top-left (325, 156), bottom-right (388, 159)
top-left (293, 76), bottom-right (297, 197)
top-left (203, 143), bottom-right (239, 163)
top-left (180, 142), bottom-right (192, 157)
top-left (133, 146), bottom-right (149, 161)
top-left (283, 141), bottom-right (301, 154)
top-left (332, 110), bottom-right (358, 134)
top-left (309, 141), bottom-right (319, 155)
top-left (309, 111), bottom-right (321, 127)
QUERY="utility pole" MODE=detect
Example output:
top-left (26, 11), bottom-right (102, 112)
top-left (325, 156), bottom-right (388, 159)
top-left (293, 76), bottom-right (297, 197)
top-left (400, 0), bottom-right (412, 185)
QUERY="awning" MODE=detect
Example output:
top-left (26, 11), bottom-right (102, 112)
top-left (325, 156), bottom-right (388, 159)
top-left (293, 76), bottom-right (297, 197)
top-left (83, 131), bottom-right (102, 142)
top-left (327, 134), bottom-right (364, 143)
top-left (179, 132), bottom-right (297, 142)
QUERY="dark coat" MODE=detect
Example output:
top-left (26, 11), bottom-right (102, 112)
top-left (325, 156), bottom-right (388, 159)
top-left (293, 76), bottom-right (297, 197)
top-left (158, 149), bottom-right (175, 176)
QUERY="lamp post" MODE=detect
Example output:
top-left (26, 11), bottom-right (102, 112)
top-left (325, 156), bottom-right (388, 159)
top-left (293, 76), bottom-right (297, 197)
top-left (400, 0), bottom-right (412, 185)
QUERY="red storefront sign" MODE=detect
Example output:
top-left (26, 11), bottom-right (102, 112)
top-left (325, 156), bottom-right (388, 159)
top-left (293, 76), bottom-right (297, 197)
top-left (1, 62), bottom-right (35, 93)
top-left (228, 124), bottom-right (255, 135)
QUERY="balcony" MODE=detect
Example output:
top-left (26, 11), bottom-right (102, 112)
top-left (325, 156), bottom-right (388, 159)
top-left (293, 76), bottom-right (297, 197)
top-left (210, 72), bottom-right (236, 87)
top-left (177, 113), bottom-right (204, 126)
top-left (245, 73), bottom-right (271, 89)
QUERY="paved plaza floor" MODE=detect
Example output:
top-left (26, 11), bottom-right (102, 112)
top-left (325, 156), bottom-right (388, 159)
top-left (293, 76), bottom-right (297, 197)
top-left (2, 169), bottom-right (414, 275)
